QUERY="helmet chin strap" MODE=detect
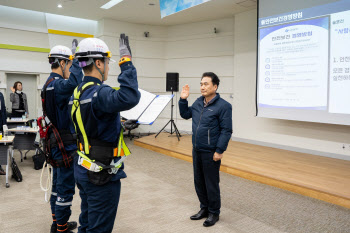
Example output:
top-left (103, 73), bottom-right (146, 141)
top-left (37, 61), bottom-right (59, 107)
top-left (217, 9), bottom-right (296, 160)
top-left (56, 58), bottom-right (68, 79)
top-left (93, 57), bottom-right (106, 81)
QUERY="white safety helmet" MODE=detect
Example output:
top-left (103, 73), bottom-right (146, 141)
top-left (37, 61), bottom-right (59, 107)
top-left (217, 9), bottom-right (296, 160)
top-left (48, 45), bottom-right (74, 61)
top-left (75, 38), bottom-right (115, 67)
top-left (48, 45), bottom-right (74, 79)
top-left (75, 38), bottom-right (115, 81)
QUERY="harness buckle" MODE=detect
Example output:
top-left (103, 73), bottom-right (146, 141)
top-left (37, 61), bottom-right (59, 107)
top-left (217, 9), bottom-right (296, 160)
top-left (78, 156), bottom-right (101, 173)
top-left (108, 156), bottom-right (126, 174)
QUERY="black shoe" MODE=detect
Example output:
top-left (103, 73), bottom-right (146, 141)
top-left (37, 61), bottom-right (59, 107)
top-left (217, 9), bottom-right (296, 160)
top-left (67, 221), bottom-right (77, 231)
top-left (190, 209), bottom-right (208, 220)
top-left (59, 230), bottom-right (74, 233)
top-left (53, 221), bottom-right (77, 233)
top-left (203, 213), bottom-right (219, 227)
top-left (50, 224), bottom-right (57, 233)
top-left (63, 230), bottom-right (74, 233)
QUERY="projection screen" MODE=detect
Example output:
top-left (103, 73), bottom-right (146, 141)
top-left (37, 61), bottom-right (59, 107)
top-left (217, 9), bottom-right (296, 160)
top-left (257, 0), bottom-right (350, 125)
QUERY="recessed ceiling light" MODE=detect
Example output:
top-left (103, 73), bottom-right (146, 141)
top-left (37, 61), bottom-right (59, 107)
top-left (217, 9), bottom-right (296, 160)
top-left (57, 4), bottom-right (63, 8)
top-left (101, 0), bottom-right (123, 9)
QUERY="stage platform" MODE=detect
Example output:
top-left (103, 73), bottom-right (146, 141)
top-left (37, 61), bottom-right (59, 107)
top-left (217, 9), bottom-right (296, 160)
top-left (134, 133), bottom-right (350, 209)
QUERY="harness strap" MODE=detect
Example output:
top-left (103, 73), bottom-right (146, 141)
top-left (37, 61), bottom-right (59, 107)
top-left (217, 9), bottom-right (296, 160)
top-left (71, 82), bottom-right (131, 173)
top-left (42, 77), bottom-right (72, 168)
top-left (49, 132), bottom-right (77, 148)
top-left (71, 82), bottom-right (99, 155)
top-left (48, 125), bottom-right (71, 167)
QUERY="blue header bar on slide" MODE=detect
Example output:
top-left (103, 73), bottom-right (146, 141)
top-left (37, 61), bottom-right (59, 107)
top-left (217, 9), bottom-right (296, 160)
top-left (259, 0), bottom-right (350, 28)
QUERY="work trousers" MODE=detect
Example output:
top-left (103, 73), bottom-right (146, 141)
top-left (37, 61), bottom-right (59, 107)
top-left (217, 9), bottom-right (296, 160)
top-left (50, 161), bottom-right (75, 227)
top-left (76, 178), bottom-right (121, 233)
top-left (192, 149), bottom-right (221, 215)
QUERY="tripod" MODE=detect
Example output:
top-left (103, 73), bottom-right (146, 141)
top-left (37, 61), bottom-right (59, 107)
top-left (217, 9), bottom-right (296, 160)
top-left (155, 88), bottom-right (181, 141)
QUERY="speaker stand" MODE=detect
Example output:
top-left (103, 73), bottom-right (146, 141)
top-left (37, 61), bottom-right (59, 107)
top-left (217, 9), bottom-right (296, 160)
top-left (155, 89), bottom-right (181, 141)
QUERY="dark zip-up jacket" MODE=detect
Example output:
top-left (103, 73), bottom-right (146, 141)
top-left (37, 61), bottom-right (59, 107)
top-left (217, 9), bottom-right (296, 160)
top-left (43, 59), bottom-right (84, 157)
top-left (0, 92), bottom-right (7, 131)
top-left (179, 94), bottom-right (232, 153)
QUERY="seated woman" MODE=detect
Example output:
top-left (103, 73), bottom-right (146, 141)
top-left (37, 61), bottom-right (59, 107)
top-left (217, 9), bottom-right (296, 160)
top-left (10, 81), bottom-right (28, 118)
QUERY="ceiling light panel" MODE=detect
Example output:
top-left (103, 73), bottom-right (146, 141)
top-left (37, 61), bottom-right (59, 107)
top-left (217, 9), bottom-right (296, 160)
top-left (100, 0), bottom-right (124, 9)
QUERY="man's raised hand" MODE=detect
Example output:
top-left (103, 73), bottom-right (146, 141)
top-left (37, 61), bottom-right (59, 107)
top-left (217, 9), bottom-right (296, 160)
top-left (181, 84), bottom-right (190, 99)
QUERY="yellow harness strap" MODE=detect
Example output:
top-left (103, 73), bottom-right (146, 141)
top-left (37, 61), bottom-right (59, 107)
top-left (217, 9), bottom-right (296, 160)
top-left (71, 82), bottom-right (131, 171)
top-left (71, 82), bottom-right (97, 155)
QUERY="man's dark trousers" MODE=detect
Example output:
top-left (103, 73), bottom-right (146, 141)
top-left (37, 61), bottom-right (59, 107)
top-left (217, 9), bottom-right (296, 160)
top-left (192, 149), bottom-right (221, 215)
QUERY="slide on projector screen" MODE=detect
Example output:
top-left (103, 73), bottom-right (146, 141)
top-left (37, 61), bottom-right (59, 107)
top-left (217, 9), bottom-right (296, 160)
top-left (257, 0), bottom-right (350, 125)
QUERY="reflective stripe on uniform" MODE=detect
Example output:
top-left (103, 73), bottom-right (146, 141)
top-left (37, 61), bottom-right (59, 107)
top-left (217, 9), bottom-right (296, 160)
top-left (51, 192), bottom-right (57, 196)
top-left (55, 201), bottom-right (72, 206)
top-left (80, 98), bottom-right (92, 104)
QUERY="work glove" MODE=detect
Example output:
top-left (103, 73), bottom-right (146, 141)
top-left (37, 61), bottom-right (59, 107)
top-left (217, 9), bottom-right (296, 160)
top-left (72, 39), bottom-right (78, 55)
top-left (119, 33), bottom-right (132, 58)
top-left (123, 119), bottom-right (139, 130)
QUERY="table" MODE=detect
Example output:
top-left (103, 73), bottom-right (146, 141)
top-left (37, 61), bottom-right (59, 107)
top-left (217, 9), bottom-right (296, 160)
top-left (8, 128), bottom-right (38, 134)
top-left (7, 118), bottom-right (29, 129)
top-left (0, 136), bottom-right (15, 188)
top-left (7, 119), bottom-right (29, 124)
top-left (8, 128), bottom-right (38, 161)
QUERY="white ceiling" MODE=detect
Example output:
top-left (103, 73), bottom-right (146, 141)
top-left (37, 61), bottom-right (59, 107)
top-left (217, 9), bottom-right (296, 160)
top-left (0, 0), bottom-right (257, 26)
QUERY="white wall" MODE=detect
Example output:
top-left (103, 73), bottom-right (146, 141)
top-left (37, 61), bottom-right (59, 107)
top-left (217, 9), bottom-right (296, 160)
top-left (0, 6), bottom-right (97, 118)
top-left (164, 18), bottom-right (235, 134)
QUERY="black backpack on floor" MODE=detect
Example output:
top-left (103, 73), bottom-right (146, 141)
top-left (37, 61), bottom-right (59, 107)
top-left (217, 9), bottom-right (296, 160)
top-left (32, 152), bottom-right (45, 170)
top-left (12, 158), bottom-right (23, 182)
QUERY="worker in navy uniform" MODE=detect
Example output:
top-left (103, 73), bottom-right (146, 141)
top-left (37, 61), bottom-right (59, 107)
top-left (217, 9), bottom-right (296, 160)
top-left (43, 40), bottom-right (83, 233)
top-left (69, 35), bottom-right (140, 233)
top-left (0, 91), bottom-right (6, 133)
top-left (179, 72), bottom-right (232, 227)
top-left (0, 91), bottom-right (7, 175)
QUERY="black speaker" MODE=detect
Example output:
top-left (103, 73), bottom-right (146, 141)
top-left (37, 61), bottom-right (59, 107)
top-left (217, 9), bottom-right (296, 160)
top-left (166, 73), bottom-right (179, 92)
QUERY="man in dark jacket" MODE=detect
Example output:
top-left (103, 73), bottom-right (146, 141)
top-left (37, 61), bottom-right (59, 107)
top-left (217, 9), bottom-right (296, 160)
top-left (179, 72), bottom-right (232, 227)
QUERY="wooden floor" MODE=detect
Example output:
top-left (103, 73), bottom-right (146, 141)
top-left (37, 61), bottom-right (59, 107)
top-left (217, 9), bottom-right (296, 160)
top-left (134, 133), bottom-right (350, 209)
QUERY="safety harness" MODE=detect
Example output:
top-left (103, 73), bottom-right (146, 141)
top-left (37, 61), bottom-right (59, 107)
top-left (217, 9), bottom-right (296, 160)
top-left (41, 77), bottom-right (75, 168)
top-left (71, 81), bottom-right (131, 175)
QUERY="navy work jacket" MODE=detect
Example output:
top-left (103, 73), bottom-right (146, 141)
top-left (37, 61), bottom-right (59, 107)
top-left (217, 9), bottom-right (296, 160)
top-left (69, 61), bottom-right (140, 181)
top-left (43, 59), bottom-right (83, 157)
top-left (179, 94), bottom-right (233, 154)
top-left (0, 92), bottom-right (7, 132)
